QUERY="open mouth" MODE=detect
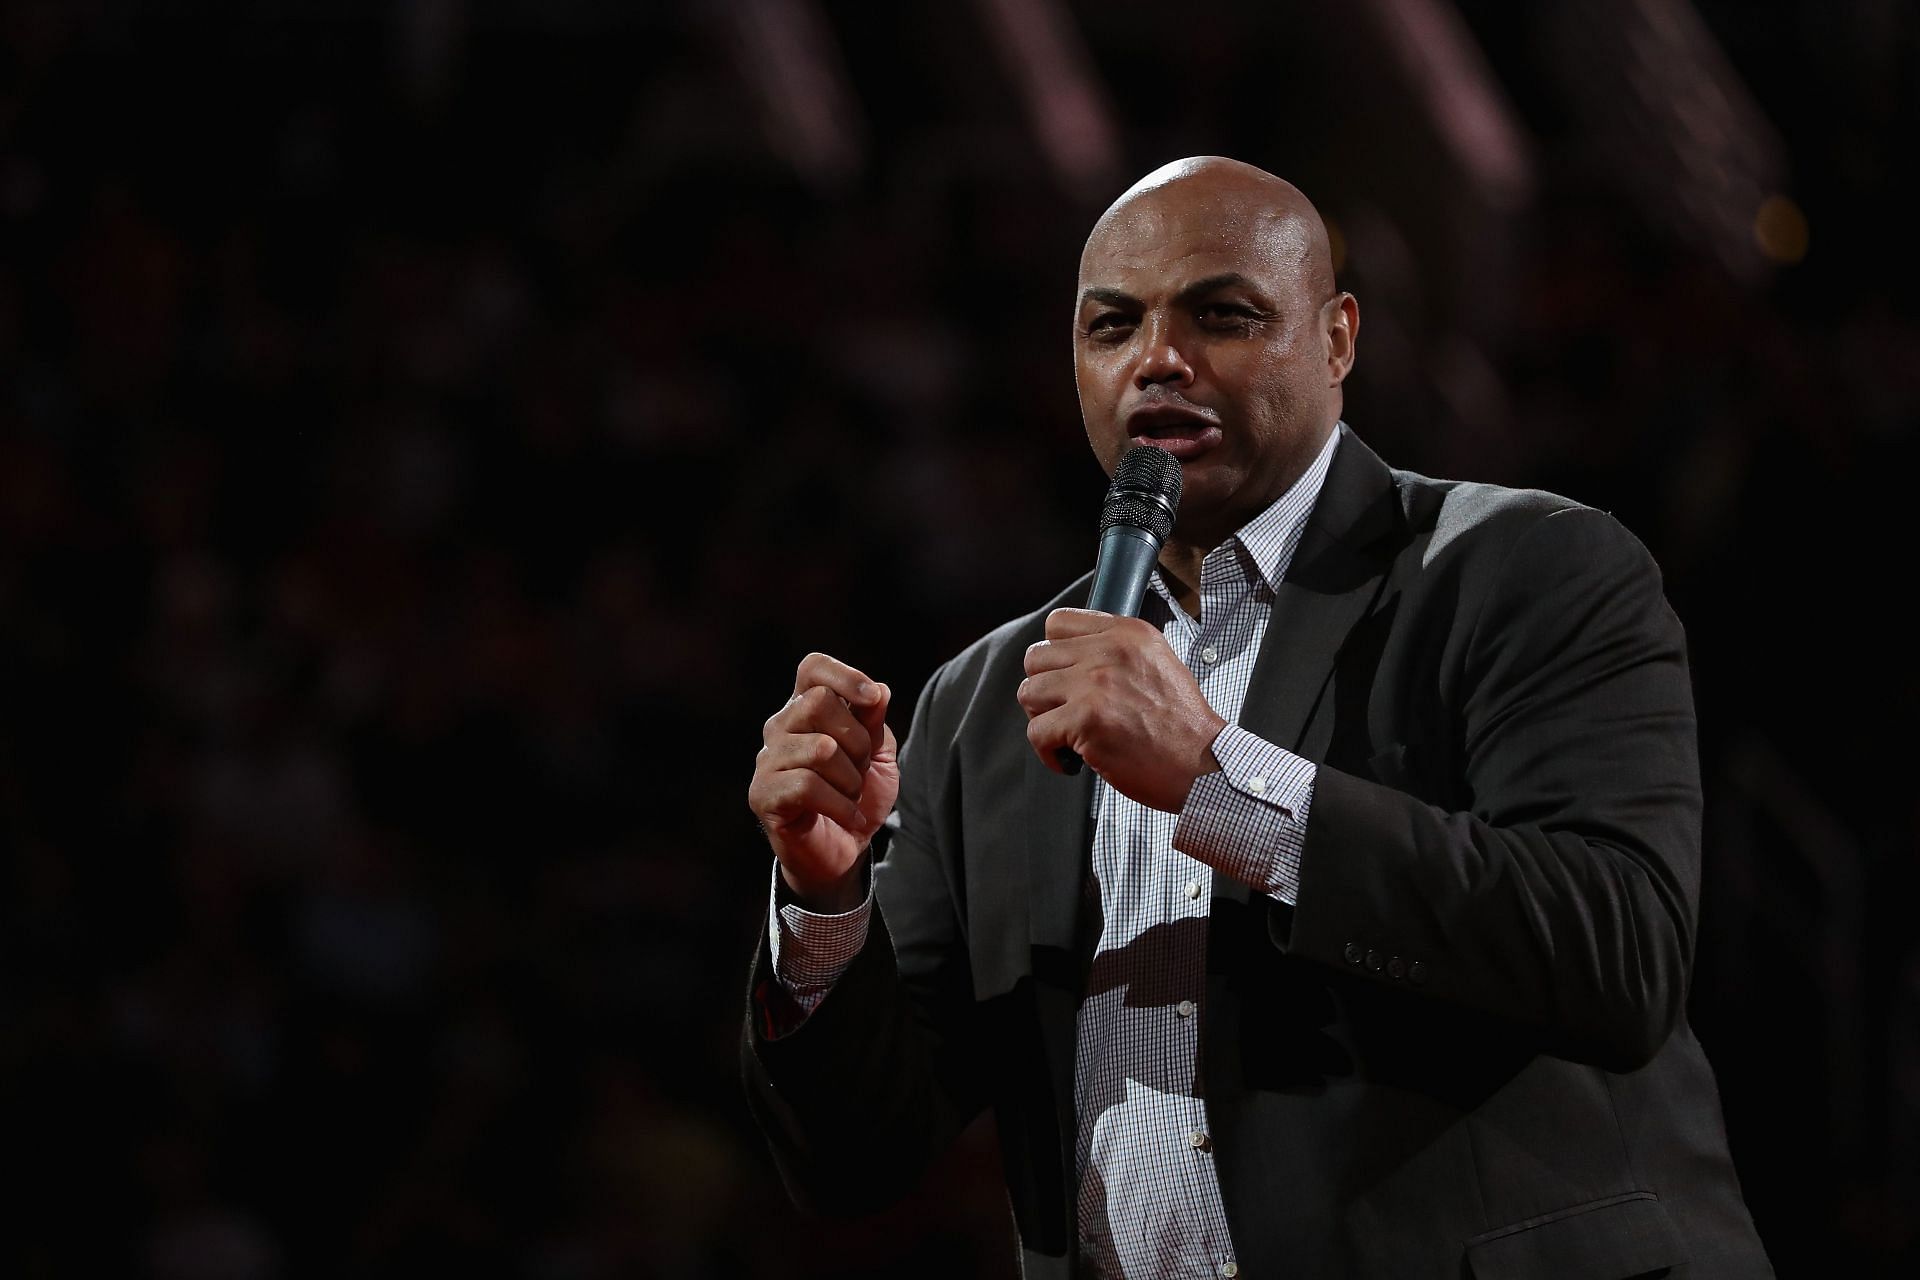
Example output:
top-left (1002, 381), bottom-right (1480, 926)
top-left (1130, 420), bottom-right (1223, 459)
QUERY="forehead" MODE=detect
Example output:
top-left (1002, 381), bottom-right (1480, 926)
top-left (1078, 186), bottom-right (1310, 295)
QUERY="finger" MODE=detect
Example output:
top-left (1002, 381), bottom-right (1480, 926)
top-left (851, 681), bottom-right (890, 761)
top-left (1044, 608), bottom-right (1119, 641)
top-left (1023, 636), bottom-right (1089, 676)
top-left (793, 651), bottom-right (887, 712)
top-left (758, 731), bottom-right (867, 803)
top-left (1015, 669), bottom-right (1070, 718)
top-left (871, 720), bottom-right (899, 769)
top-left (1024, 705), bottom-right (1080, 775)
top-left (756, 767), bottom-right (874, 839)
top-left (770, 685), bottom-right (875, 762)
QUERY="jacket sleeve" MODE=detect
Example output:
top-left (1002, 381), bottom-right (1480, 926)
top-left (740, 665), bottom-right (989, 1215)
top-left (1280, 505), bottom-right (1702, 1072)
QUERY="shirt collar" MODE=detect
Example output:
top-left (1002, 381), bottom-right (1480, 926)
top-left (1148, 422), bottom-right (1344, 608)
top-left (1229, 422), bottom-right (1343, 593)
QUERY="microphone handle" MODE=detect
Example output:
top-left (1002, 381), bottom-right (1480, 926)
top-left (1057, 524), bottom-right (1163, 775)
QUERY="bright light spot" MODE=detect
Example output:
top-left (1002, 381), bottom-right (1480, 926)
top-left (1753, 195), bottom-right (1808, 265)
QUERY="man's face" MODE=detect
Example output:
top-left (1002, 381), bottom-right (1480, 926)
top-left (1073, 182), bottom-right (1344, 549)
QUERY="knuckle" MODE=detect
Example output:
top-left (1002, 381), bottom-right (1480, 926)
top-left (779, 778), bottom-right (822, 817)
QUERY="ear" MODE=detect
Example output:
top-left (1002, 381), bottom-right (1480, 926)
top-left (1323, 292), bottom-right (1359, 387)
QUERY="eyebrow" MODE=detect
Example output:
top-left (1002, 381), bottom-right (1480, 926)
top-left (1078, 272), bottom-right (1265, 310)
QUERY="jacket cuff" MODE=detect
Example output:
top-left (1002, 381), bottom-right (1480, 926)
top-left (763, 860), bottom-right (874, 1034)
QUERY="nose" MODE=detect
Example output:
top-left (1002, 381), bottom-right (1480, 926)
top-left (1134, 313), bottom-right (1194, 388)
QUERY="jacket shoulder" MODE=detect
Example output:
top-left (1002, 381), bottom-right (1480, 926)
top-left (1394, 469), bottom-right (1583, 539)
top-left (1388, 470), bottom-right (1645, 572)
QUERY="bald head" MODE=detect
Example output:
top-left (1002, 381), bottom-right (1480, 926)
top-left (1071, 156), bottom-right (1359, 558)
top-left (1083, 156), bottom-right (1336, 307)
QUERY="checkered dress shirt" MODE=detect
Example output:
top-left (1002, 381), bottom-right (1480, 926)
top-left (769, 428), bottom-right (1341, 1279)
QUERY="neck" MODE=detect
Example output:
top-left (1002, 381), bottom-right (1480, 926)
top-left (1157, 541), bottom-right (1206, 617)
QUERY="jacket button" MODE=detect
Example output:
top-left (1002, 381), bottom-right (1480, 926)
top-left (1387, 956), bottom-right (1406, 980)
top-left (1365, 950), bottom-right (1383, 972)
top-left (1409, 960), bottom-right (1427, 985)
top-left (1343, 943), bottom-right (1363, 965)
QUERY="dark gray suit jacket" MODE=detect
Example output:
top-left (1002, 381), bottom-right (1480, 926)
top-left (744, 425), bottom-right (1771, 1278)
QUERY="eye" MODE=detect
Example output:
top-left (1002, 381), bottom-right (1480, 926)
top-left (1082, 312), bottom-right (1135, 342)
top-left (1198, 302), bottom-right (1260, 329)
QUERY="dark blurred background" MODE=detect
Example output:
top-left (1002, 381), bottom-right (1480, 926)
top-left (1, 0), bottom-right (1914, 1276)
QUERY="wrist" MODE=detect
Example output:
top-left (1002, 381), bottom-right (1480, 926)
top-left (1191, 711), bottom-right (1228, 775)
top-left (779, 856), bottom-right (869, 914)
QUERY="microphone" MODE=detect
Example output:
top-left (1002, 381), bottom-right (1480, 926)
top-left (1058, 445), bottom-right (1183, 775)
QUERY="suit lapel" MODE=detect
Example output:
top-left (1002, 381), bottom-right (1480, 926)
top-left (1220, 425), bottom-right (1401, 904)
top-left (1025, 749), bottom-right (1095, 956)
top-left (1021, 627), bottom-right (1097, 1253)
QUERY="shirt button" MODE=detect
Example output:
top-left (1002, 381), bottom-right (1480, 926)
top-left (1187, 879), bottom-right (1203, 900)
top-left (1200, 644), bottom-right (1220, 665)
top-left (1189, 1130), bottom-right (1211, 1151)
top-left (1177, 999), bottom-right (1196, 1018)
top-left (1221, 1265), bottom-right (1239, 1279)
top-left (1247, 775), bottom-right (1266, 795)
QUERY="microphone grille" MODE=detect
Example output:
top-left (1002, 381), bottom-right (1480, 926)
top-left (1098, 445), bottom-right (1183, 541)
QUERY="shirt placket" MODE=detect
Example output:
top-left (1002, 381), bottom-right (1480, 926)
top-left (1186, 565), bottom-right (1245, 1279)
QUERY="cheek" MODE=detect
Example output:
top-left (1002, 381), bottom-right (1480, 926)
top-left (1075, 355), bottom-right (1126, 412)
top-left (1074, 361), bottom-right (1123, 463)
top-left (1232, 348), bottom-right (1323, 454)
top-left (1250, 333), bottom-right (1323, 404)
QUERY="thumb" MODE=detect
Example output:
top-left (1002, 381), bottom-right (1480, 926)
top-left (869, 721), bottom-right (899, 775)
top-left (859, 722), bottom-right (901, 826)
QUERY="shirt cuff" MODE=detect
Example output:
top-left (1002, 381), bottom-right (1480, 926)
top-left (1172, 724), bottom-right (1315, 904)
top-left (765, 860), bottom-right (874, 1024)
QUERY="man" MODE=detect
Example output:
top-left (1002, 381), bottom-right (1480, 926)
top-left (744, 156), bottom-right (1771, 1278)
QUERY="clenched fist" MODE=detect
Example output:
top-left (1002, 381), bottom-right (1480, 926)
top-left (748, 652), bottom-right (898, 913)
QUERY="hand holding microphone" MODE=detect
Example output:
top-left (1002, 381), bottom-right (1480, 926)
top-left (1017, 446), bottom-right (1226, 812)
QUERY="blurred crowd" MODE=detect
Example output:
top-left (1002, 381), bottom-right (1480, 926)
top-left (1, 3), bottom-right (1915, 1276)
